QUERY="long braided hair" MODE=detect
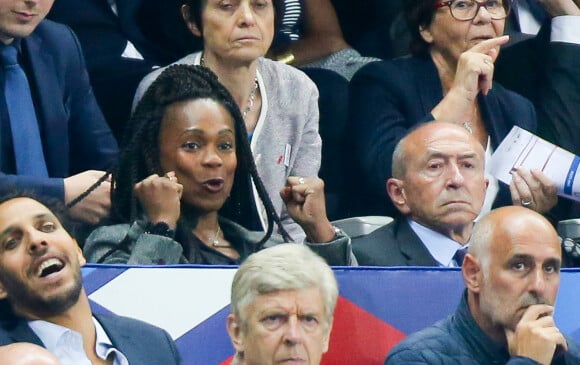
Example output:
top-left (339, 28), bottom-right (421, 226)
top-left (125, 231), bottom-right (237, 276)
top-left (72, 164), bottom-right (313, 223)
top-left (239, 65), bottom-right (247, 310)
top-left (112, 65), bottom-right (291, 254)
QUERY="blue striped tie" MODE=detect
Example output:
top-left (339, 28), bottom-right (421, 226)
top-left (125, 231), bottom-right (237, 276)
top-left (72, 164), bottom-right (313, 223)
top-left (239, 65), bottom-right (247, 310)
top-left (453, 246), bottom-right (469, 267)
top-left (1, 45), bottom-right (48, 177)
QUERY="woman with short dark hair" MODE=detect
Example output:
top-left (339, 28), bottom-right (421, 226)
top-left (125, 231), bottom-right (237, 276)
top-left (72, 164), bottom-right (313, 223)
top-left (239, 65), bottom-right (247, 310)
top-left (349, 0), bottom-right (558, 217)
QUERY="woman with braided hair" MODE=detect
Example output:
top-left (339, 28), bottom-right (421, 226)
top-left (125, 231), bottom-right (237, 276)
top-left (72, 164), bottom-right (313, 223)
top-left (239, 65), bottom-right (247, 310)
top-left (134, 0), bottom-right (322, 241)
top-left (83, 65), bottom-right (353, 265)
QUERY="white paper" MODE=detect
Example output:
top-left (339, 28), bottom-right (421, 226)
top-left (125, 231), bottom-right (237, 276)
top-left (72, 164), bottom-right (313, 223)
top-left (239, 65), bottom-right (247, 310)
top-left (489, 126), bottom-right (580, 202)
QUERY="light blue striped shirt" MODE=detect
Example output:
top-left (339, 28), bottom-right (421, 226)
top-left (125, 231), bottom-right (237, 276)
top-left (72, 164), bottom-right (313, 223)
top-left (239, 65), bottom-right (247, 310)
top-left (28, 317), bottom-right (129, 365)
top-left (408, 219), bottom-right (466, 267)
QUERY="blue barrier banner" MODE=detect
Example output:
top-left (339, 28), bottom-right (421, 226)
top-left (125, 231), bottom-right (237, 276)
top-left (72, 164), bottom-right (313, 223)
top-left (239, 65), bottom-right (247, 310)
top-left (565, 155), bottom-right (580, 195)
top-left (82, 265), bottom-right (580, 365)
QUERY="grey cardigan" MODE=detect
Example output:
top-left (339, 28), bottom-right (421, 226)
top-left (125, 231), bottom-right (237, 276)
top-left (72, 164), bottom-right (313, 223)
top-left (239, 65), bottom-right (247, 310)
top-left (83, 218), bottom-right (354, 266)
top-left (133, 53), bottom-right (322, 241)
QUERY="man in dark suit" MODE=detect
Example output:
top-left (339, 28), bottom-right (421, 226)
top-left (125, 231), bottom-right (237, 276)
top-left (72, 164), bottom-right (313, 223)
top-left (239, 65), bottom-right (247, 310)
top-left (497, 0), bottom-right (580, 156)
top-left (496, 0), bottom-right (580, 220)
top-left (0, 0), bottom-right (118, 225)
top-left (47, 0), bottom-right (181, 140)
top-left (0, 194), bottom-right (181, 364)
top-left (353, 122), bottom-right (488, 266)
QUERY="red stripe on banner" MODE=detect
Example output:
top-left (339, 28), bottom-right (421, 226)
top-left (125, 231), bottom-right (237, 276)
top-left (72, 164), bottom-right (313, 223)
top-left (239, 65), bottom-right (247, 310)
top-left (216, 297), bottom-right (406, 365)
top-left (322, 297), bottom-right (406, 365)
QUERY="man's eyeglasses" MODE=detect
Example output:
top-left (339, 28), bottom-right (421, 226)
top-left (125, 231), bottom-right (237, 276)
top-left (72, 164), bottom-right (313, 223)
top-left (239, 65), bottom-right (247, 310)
top-left (434, 0), bottom-right (510, 21)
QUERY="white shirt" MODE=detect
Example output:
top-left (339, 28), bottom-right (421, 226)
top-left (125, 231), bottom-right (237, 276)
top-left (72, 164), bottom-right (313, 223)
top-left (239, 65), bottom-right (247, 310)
top-left (551, 16), bottom-right (580, 43)
top-left (480, 137), bottom-right (498, 219)
top-left (408, 220), bottom-right (467, 267)
top-left (517, 0), bottom-right (542, 35)
top-left (28, 317), bottom-right (129, 365)
top-left (517, 2), bottom-right (580, 44)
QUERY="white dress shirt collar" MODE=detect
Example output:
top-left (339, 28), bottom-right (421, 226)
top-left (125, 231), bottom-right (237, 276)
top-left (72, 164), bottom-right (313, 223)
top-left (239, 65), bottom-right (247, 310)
top-left (28, 316), bottom-right (129, 365)
top-left (551, 16), bottom-right (580, 44)
top-left (408, 219), bottom-right (466, 267)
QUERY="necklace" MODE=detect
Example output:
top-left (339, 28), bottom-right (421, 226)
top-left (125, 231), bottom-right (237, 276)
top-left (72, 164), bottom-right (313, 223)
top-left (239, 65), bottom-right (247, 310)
top-left (210, 225), bottom-right (232, 248)
top-left (212, 225), bottom-right (221, 246)
top-left (243, 80), bottom-right (259, 119)
top-left (463, 103), bottom-right (479, 134)
top-left (200, 54), bottom-right (259, 120)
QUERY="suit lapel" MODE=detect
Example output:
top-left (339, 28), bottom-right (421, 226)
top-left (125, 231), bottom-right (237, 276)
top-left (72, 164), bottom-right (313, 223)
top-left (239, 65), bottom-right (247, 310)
top-left (22, 28), bottom-right (70, 177)
top-left (115, 0), bottom-right (140, 36)
top-left (90, 0), bottom-right (119, 18)
top-left (414, 56), bottom-right (445, 117)
top-left (395, 219), bottom-right (440, 266)
top-left (115, 0), bottom-right (159, 60)
top-left (2, 318), bottom-right (45, 346)
top-left (4, 314), bottom-right (148, 363)
top-left (478, 92), bottom-right (508, 149)
top-left (95, 314), bottom-right (145, 363)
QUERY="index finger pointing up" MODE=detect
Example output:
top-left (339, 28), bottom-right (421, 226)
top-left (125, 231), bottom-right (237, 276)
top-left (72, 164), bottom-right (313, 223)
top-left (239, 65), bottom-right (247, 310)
top-left (470, 35), bottom-right (510, 61)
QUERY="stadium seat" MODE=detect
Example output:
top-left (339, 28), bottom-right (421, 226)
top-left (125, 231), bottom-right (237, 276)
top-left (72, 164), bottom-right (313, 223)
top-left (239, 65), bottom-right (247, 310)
top-left (331, 216), bottom-right (393, 238)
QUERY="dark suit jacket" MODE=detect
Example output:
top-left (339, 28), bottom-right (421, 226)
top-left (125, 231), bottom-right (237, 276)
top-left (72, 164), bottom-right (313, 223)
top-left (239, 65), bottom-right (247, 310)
top-left (0, 20), bottom-right (118, 200)
top-left (48, 0), bottom-right (181, 139)
top-left (0, 313), bottom-right (181, 364)
top-left (496, 22), bottom-right (580, 220)
top-left (497, 22), bottom-right (580, 157)
top-left (382, 9), bottom-right (579, 158)
top-left (347, 54), bottom-right (536, 216)
top-left (352, 218), bottom-right (438, 266)
top-left (48, 0), bottom-right (175, 69)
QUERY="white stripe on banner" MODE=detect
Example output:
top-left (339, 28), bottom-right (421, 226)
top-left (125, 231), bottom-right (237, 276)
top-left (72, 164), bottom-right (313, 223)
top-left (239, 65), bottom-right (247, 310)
top-left (88, 267), bottom-right (237, 339)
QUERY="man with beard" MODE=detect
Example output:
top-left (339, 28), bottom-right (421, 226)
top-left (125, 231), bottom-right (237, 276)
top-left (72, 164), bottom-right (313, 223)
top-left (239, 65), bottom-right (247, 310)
top-left (386, 206), bottom-right (580, 365)
top-left (0, 194), bottom-right (181, 365)
top-left (353, 122), bottom-right (490, 267)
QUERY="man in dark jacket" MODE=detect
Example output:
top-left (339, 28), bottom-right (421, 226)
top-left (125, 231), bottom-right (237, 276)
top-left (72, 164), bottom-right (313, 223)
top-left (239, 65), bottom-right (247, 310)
top-left (353, 122), bottom-right (489, 267)
top-left (0, 0), bottom-right (118, 226)
top-left (0, 194), bottom-right (181, 364)
top-left (385, 206), bottom-right (580, 365)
